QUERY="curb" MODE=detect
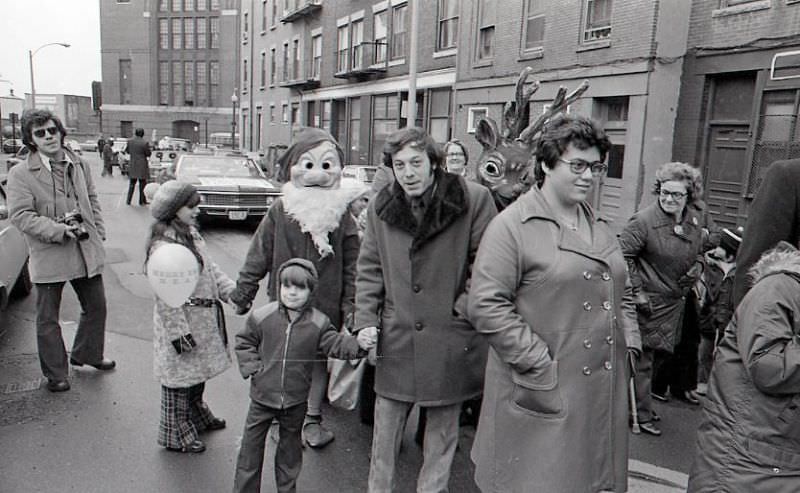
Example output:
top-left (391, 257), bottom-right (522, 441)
top-left (629, 459), bottom-right (688, 490)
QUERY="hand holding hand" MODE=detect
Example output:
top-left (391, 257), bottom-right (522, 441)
top-left (357, 326), bottom-right (379, 351)
top-left (234, 302), bottom-right (252, 316)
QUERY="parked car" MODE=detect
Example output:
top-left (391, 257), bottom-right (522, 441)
top-left (79, 140), bottom-right (98, 152)
top-left (111, 138), bottom-right (130, 174)
top-left (148, 149), bottom-right (183, 182)
top-left (65, 139), bottom-right (83, 155)
top-left (0, 179), bottom-right (32, 311)
top-left (158, 136), bottom-right (192, 152)
top-left (342, 165), bottom-right (378, 185)
top-left (170, 154), bottom-right (281, 223)
top-left (5, 147), bottom-right (29, 173)
top-left (3, 139), bottom-right (23, 154)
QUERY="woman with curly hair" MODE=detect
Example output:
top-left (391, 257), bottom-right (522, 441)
top-left (619, 162), bottom-right (718, 436)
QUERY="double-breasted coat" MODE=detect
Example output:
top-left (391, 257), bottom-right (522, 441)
top-left (124, 136), bottom-right (152, 180)
top-left (468, 187), bottom-right (641, 493)
top-left (355, 171), bottom-right (497, 406)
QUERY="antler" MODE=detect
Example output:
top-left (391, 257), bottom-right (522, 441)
top-left (502, 67), bottom-right (540, 139)
top-left (518, 79), bottom-right (590, 144)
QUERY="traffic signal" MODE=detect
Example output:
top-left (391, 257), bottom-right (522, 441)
top-left (92, 81), bottom-right (102, 112)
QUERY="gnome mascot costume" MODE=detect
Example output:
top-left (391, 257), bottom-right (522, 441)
top-left (230, 127), bottom-right (360, 448)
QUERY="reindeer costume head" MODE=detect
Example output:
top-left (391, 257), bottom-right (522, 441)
top-left (474, 68), bottom-right (589, 211)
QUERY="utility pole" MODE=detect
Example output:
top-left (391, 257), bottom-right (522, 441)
top-left (406, 0), bottom-right (419, 126)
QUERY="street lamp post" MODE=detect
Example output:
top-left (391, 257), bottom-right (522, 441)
top-left (29, 42), bottom-right (70, 109)
top-left (231, 90), bottom-right (239, 150)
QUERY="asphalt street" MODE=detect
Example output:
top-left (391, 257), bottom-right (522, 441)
top-left (0, 152), bottom-right (695, 492)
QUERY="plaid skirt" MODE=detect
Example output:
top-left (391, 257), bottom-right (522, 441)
top-left (158, 382), bottom-right (217, 449)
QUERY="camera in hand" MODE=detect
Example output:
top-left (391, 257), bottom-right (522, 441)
top-left (58, 209), bottom-right (90, 241)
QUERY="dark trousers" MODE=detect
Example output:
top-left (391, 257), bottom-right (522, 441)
top-left (126, 178), bottom-right (147, 205)
top-left (35, 275), bottom-right (107, 381)
top-left (635, 347), bottom-right (671, 423)
top-left (233, 401), bottom-right (307, 493)
top-left (653, 298), bottom-right (701, 395)
top-left (102, 159), bottom-right (113, 176)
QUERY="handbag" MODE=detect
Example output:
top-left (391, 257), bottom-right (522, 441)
top-left (327, 335), bottom-right (366, 411)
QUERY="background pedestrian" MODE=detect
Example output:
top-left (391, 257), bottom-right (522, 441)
top-left (124, 128), bottom-right (151, 206)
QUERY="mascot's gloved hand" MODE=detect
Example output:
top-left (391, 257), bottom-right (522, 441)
top-left (235, 302), bottom-right (252, 316)
top-left (229, 288), bottom-right (252, 315)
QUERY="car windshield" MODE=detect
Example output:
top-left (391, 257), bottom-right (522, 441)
top-left (178, 156), bottom-right (263, 178)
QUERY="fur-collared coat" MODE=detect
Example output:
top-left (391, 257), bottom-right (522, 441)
top-left (150, 228), bottom-right (235, 388)
top-left (355, 170), bottom-right (497, 406)
top-left (689, 244), bottom-right (800, 492)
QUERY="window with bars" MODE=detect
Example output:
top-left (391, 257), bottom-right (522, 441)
top-left (583, 0), bottom-right (612, 43)
top-left (311, 34), bottom-right (322, 78)
top-left (196, 61), bottom-right (207, 105)
top-left (172, 61), bottom-right (182, 105)
top-left (437, 0), bottom-right (458, 51)
top-left (184, 18), bottom-right (195, 49)
top-left (159, 19), bottom-right (169, 49)
top-left (172, 18), bottom-right (182, 49)
top-left (270, 48), bottom-right (277, 84)
top-left (374, 10), bottom-right (388, 64)
top-left (337, 25), bottom-right (349, 73)
top-left (522, 0), bottom-right (545, 53)
top-left (159, 61), bottom-right (169, 105)
top-left (210, 18), bottom-right (219, 48)
top-left (197, 18), bottom-right (207, 48)
top-left (184, 61), bottom-right (194, 104)
top-left (351, 20), bottom-right (364, 70)
top-left (210, 61), bottom-right (219, 104)
top-left (476, 0), bottom-right (495, 61)
top-left (260, 52), bottom-right (266, 87)
top-left (391, 4), bottom-right (407, 60)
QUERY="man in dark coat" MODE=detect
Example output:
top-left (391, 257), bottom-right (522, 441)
top-left (124, 128), bottom-right (151, 206)
top-left (733, 159), bottom-right (800, 305)
top-left (102, 137), bottom-right (114, 177)
top-left (96, 136), bottom-right (105, 155)
top-left (356, 127), bottom-right (496, 492)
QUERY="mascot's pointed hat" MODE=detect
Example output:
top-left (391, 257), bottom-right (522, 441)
top-left (276, 127), bottom-right (345, 182)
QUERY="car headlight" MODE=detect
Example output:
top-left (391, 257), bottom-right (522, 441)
top-left (199, 194), bottom-right (207, 203)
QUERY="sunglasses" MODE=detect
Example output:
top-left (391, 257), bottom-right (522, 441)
top-left (659, 189), bottom-right (688, 199)
top-left (557, 157), bottom-right (608, 175)
top-left (33, 126), bottom-right (59, 138)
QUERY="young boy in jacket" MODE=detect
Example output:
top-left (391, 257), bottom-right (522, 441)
top-left (233, 258), bottom-right (375, 493)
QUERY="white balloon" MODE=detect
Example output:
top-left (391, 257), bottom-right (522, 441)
top-left (146, 243), bottom-right (200, 307)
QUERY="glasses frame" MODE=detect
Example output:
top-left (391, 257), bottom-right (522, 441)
top-left (33, 126), bottom-right (59, 138)
top-left (658, 189), bottom-right (688, 200)
top-left (556, 157), bottom-right (608, 175)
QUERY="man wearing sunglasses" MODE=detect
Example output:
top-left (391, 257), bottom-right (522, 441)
top-left (7, 109), bottom-right (115, 393)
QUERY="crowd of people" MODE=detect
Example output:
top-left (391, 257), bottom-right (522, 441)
top-left (6, 107), bottom-right (800, 492)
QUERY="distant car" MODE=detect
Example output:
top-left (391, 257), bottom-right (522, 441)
top-left (111, 139), bottom-right (130, 174)
top-left (342, 165), bottom-right (378, 185)
top-left (148, 149), bottom-right (183, 182)
top-left (65, 139), bottom-right (83, 155)
top-left (79, 140), bottom-right (98, 152)
top-left (3, 139), bottom-right (23, 154)
top-left (5, 147), bottom-right (29, 173)
top-left (158, 137), bottom-right (192, 152)
top-left (0, 179), bottom-right (32, 311)
top-left (170, 154), bottom-right (281, 223)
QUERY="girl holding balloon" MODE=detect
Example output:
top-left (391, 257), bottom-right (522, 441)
top-left (144, 180), bottom-right (236, 454)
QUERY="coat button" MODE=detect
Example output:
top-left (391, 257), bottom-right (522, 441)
top-left (583, 301), bottom-right (592, 311)
top-left (413, 284), bottom-right (421, 293)
top-left (773, 467), bottom-right (781, 474)
top-left (606, 336), bottom-right (614, 345)
top-left (415, 322), bottom-right (423, 331)
top-left (583, 271), bottom-right (592, 280)
top-left (604, 361), bottom-right (612, 371)
top-left (602, 272), bottom-right (611, 281)
top-left (582, 366), bottom-right (591, 375)
top-left (583, 339), bottom-right (592, 349)
top-left (602, 301), bottom-right (612, 310)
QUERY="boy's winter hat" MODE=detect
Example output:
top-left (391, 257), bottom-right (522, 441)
top-left (150, 180), bottom-right (198, 221)
top-left (720, 226), bottom-right (743, 256)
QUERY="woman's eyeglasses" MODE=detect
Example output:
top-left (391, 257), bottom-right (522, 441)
top-left (659, 189), bottom-right (688, 199)
top-left (33, 126), bottom-right (59, 138)
top-left (557, 157), bottom-right (608, 175)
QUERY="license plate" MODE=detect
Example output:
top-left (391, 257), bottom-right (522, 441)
top-left (228, 211), bottom-right (247, 220)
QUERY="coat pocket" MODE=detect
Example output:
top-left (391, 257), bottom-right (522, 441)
top-left (510, 360), bottom-right (565, 418)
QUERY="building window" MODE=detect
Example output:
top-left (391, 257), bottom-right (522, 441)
top-left (282, 42), bottom-right (289, 81)
top-left (291, 103), bottom-right (300, 127)
top-left (184, 18), bottom-right (195, 49)
top-left (184, 61), bottom-right (194, 105)
top-left (592, 96), bottom-right (628, 179)
top-left (337, 25), bottom-right (349, 73)
top-left (159, 19), bottom-right (170, 49)
top-left (262, 0), bottom-right (268, 31)
top-left (271, 0), bottom-right (278, 26)
top-left (307, 101), bottom-right (319, 126)
top-left (476, 0), bottom-right (495, 61)
top-left (351, 20), bottom-right (364, 70)
top-left (371, 95), bottom-right (399, 163)
top-left (184, 0), bottom-right (194, 10)
top-left (583, 0), bottom-right (612, 43)
top-left (270, 48), bottom-right (276, 84)
top-left (720, 0), bottom-right (762, 6)
top-left (210, 17), bottom-right (220, 48)
top-left (159, 61), bottom-right (169, 105)
top-left (244, 12), bottom-right (249, 34)
top-left (159, 0), bottom-right (169, 12)
top-left (172, 61), bottom-right (182, 105)
top-left (196, 61), bottom-right (207, 105)
top-left (311, 34), bottom-right (322, 78)
top-left (522, 0), bottom-right (545, 53)
top-left (210, 0), bottom-right (220, 10)
top-left (119, 59), bottom-right (132, 104)
top-left (468, 107), bottom-right (489, 133)
top-left (172, 18), bottom-right (183, 49)
top-left (243, 59), bottom-right (248, 87)
top-left (197, 18), bottom-right (207, 48)
top-left (437, 0), bottom-right (458, 51)
top-left (282, 103), bottom-right (289, 123)
top-left (391, 4), bottom-right (407, 60)
top-left (172, 0), bottom-right (181, 12)
top-left (270, 104), bottom-right (276, 123)
top-left (197, 0), bottom-right (207, 11)
top-left (429, 89), bottom-right (451, 142)
top-left (256, 107), bottom-right (263, 149)
top-left (374, 10), bottom-right (388, 64)
top-left (210, 61), bottom-right (219, 104)
top-left (322, 101), bottom-right (332, 131)
top-left (349, 97), bottom-right (361, 164)
top-left (260, 52), bottom-right (266, 87)
top-left (292, 39), bottom-right (300, 79)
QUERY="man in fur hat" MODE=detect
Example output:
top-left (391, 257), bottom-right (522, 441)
top-left (230, 127), bottom-right (360, 448)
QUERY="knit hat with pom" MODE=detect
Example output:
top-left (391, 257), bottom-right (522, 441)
top-left (149, 180), bottom-right (199, 221)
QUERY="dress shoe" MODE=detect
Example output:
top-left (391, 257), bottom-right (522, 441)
top-left (70, 357), bottom-right (116, 371)
top-left (650, 390), bottom-right (669, 402)
top-left (639, 421), bottom-right (662, 436)
top-left (167, 439), bottom-right (206, 454)
top-left (46, 379), bottom-right (71, 392)
top-left (696, 383), bottom-right (708, 396)
top-left (302, 415), bottom-right (334, 448)
top-left (205, 417), bottom-right (226, 431)
top-left (680, 390), bottom-right (700, 405)
top-left (651, 410), bottom-right (661, 422)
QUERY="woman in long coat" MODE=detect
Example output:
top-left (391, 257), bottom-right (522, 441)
top-left (468, 115), bottom-right (641, 493)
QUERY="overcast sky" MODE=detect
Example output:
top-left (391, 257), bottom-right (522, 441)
top-left (0, 0), bottom-right (102, 98)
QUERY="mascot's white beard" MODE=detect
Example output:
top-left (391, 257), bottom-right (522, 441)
top-left (281, 182), bottom-right (355, 258)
